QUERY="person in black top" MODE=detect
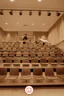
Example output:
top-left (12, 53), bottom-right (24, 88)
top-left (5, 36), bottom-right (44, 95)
top-left (23, 34), bottom-right (28, 44)
top-left (23, 34), bottom-right (28, 40)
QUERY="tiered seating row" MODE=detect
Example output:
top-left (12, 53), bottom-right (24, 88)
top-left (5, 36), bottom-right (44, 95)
top-left (0, 41), bottom-right (64, 86)
top-left (0, 67), bottom-right (64, 86)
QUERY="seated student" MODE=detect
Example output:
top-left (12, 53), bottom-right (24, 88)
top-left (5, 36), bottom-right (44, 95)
top-left (43, 42), bottom-right (45, 46)
top-left (23, 34), bottom-right (28, 40)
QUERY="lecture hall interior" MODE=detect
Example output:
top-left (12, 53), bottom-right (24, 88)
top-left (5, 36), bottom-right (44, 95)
top-left (0, 0), bottom-right (64, 96)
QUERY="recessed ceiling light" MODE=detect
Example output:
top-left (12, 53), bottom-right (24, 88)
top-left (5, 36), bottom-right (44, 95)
top-left (42, 23), bottom-right (45, 25)
top-left (17, 22), bottom-right (19, 25)
top-left (10, 0), bottom-right (15, 2)
top-left (32, 23), bottom-right (34, 25)
top-left (5, 22), bottom-right (8, 25)
top-left (37, 0), bottom-right (42, 2)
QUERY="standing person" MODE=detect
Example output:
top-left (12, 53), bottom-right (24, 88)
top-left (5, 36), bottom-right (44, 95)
top-left (23, 34), bottom-right (28, 44)
top-left (23, 34), bottom-right (28, 40)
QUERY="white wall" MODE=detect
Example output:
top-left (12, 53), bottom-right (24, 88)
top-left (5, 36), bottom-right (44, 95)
top-left (0, 27), bottom-right (5, 42)
top-left (33, 32), bottom-right (48, 41)
top-left (4, 32), bottom-right (18, 42)
top-left (48, 14), bottom-right (64, 45)
top-left (56, 40), bottom-right (64, 50)
top-left (0, 28), bottom-right (18, 42)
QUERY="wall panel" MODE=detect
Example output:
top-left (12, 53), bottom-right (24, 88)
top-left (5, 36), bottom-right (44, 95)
top-left (48, 14), bottom-right (64, 45)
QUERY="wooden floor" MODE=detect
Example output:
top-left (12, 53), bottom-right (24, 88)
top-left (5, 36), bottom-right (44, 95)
top-left (0, 87), bottom-right (64, 96)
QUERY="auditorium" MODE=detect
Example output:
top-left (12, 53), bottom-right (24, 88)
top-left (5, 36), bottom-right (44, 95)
top-left (0, 0), bottom-right (64, 95)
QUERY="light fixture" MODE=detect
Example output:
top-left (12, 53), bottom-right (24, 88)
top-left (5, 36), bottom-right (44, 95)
top-left (17, 22), bottom-right (19, 25)
top-left (29, 11), bottom-right (32, 16)
top-left (19, 11), bottom-right (22, 15)
top-left (56, 12), bottom-right (60, 16)
top-left (0, 10), bottom-right (4, 15)
top-left (42, 23), bottom-right (45, 25)
top-left (47, 11), bottom-right (51, 16)
top-left (0, 9), bottom-right (62, 17)
top-left (38, 11), bottom-right (41, 16)
top-left (9, 10), bottom-right (13, 15)
top-left (5, 22), bottom-right (8, 25)
top-left (10, 0), bottom-right (15, 2)
top-left (32, 23), bottom-right (34, 25)
top-left (37, 0), bottom-right (42, 2)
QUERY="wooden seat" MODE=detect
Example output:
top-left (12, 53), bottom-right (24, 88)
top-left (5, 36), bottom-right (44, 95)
top-left (0, 68), bottom-right (7, 80)
top-left (56, 68), bottom-right (64, 79)
top-left (33, 68), bottom-right (43, 81)
top-left (21, 68), bottom-right (31, 81)
top-left (7, 68), bottom-right (19, 80)
top-left (45, 68), bottom-right (58, 81)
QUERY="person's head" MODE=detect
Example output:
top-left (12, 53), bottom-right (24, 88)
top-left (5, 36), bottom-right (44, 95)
top-left (25, 34), bottom-right (27, 36)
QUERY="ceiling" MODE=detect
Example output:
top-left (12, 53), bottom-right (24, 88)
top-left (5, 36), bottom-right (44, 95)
top-left (0, 0), bottom-right (64, 32)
